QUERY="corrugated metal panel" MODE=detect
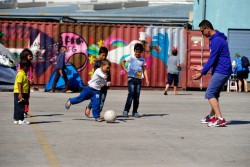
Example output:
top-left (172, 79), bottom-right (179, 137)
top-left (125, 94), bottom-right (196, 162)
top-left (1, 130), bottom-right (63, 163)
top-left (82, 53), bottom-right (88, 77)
top-left (144, 26), bottom-right (185, 87)
top-left (228, 29), bottom-right (250, 81)
top-left (0, 20), bottom-right (187, 88)
top-left (228, 29), bottom-right (250, 60)
top-left (184, 30), bottom-right (211, 89)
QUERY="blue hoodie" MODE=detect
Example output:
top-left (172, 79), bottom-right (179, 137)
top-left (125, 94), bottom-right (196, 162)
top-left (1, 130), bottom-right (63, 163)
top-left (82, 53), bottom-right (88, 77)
top-left (201, 31), bottom-right (232, 75)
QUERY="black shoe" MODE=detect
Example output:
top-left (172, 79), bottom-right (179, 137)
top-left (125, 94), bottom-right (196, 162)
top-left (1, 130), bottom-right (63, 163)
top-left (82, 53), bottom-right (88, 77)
top-left (132, 112), bottom-right (141, 118)
top-left (123, 111), bottom-right (128, 117)
top-left (164, 91), bottom-right (168, 95)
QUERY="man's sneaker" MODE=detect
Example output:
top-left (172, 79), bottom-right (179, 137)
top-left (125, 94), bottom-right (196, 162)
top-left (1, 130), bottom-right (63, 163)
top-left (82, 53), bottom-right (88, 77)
top-left (132, 112), bottom-right (141, 118)
top-left (18, 120), bottom-right (30, 125)
top-left (208, 118), bottom-right (227, 127)
top-left (14, 120), bottom-right (19, 124)
top-left (123, 111), bottom-right (128, 117)
top-left (201, 115), bottom-right (216, 124)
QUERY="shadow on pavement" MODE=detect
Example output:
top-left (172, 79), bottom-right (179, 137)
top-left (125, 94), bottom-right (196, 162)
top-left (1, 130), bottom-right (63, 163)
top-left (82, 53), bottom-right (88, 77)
top-left (141, 114), bottom-right (168, 117)
top-left (30, 121), bottom-right (61, 124)
top-left (31, 114), bottom-right (64, 117)
top-left (227, 120), bottom-right (250, 125)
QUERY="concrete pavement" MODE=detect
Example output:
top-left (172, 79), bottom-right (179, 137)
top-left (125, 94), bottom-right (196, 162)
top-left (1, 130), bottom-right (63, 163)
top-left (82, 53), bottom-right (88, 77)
top-left (0, 89), bottom-right (250, 167)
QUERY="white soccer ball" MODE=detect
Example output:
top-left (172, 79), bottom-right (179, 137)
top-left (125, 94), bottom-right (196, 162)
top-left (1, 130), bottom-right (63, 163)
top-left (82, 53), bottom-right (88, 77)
top-left (104, 110), bottom-right (117, 123)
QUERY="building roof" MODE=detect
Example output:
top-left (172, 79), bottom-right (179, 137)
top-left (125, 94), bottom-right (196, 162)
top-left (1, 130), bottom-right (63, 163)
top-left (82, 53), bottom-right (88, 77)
top-left (0, 3), bottom-right (193, 25)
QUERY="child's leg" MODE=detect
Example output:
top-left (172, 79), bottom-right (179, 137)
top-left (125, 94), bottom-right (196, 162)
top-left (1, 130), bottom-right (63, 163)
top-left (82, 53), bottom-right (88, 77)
top-left (164, 73), bottom-right (173, 93)
top-left (24, 89), bottom-right (30, 113)
top-left (14, 93), bottom-right (25, 121)
top-left (173, 74), bottom-right (179, 95)
top-left (123, 78), bottom-right (135, 113)
top-left (132, 79), bottom-right (141, 113)
top-left (69, 86), bottom-right (91, 105)
top-left (91, 90), bottom-right (101, 119)
top-left (51, 70), bottom-right (60, 92)
top-left (99, 88), bottom-right (108, 112)
top-left (62, 69), bottom-right (69, 91)
top-left (87, 102), bottom-right (93, 110)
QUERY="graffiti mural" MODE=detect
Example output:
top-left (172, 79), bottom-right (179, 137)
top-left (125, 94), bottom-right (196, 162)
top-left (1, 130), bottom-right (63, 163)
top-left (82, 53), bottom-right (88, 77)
top-left (151, 33), bottom-right (169, 66)
top-left (60, 32), bottom-right (88, 72)
top-left (0, 21), bottom-right (184, 87)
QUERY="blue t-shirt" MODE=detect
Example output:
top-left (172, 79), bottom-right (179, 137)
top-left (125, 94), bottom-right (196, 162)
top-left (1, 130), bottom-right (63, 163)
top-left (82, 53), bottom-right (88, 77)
top-left (125, 54), bottom-right (146, 79)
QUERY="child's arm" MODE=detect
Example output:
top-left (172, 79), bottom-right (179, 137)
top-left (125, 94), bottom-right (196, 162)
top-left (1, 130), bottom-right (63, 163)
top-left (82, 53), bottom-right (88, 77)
top-left (142, 66), bottom-right (149, 86)
top-left (121, 59), bottom-right (128, 73)
top-left (18, 83), bottom-right (23, 101)
top-left (101, 75), bottom-right (111, 87)
top-left (28, 66), bottom-right (34, 84)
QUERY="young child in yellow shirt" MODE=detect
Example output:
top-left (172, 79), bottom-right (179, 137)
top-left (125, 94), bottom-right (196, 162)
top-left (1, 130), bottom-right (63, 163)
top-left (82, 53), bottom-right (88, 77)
top-left (13, 59), bottom-right (31, 125)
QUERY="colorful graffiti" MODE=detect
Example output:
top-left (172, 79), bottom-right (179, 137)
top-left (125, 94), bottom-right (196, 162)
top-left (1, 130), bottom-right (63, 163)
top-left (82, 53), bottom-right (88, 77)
top-left (151, 33), bottom-right (169, 66)
top-left (2, 25), bottom-right (56, 76)
top-left (60, 32), bottom-right (88, 72)
top-left (0, 21), bottom-right (185, 88)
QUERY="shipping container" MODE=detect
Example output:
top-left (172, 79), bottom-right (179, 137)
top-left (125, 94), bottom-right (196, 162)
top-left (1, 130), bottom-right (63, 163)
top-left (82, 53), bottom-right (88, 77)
top-left (181, 30), bottom-right (211, 90)
top-left (0, 20), bottom-right (210, 89)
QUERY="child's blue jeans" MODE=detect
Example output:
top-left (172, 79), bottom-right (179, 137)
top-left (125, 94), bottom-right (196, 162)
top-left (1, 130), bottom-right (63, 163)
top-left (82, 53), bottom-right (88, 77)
top-left (69, 86), bottom-right (100, 119)
top-left (123, 77), bottom-right (142, 113)
top-left (87, 87), bottom-right (108, 113)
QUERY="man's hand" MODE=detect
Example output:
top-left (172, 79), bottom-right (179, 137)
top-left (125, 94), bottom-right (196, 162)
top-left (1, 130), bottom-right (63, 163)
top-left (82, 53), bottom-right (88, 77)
top-left (192, 72), bottom-right (202, 80)
top-left (190, 65), bottom-right (203, 71)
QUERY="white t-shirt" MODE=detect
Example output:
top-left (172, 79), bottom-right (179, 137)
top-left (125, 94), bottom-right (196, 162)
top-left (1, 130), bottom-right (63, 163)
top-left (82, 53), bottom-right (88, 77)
top-left (125, 54), bottom-right (146, 79)
top-left (88, 68), bottom-right (108, 90)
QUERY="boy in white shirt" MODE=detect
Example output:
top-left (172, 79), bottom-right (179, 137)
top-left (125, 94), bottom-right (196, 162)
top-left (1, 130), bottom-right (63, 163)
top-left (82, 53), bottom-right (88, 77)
top-left (65, 60), bottom-right (111, 122)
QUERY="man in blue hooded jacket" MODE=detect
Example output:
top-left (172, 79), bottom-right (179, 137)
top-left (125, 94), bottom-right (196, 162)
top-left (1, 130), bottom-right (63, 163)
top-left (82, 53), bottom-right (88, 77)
top-left (192, 20), bottom-right (232, 127)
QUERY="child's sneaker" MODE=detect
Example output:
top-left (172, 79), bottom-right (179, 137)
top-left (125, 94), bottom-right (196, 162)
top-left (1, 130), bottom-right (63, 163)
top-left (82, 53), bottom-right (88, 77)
top-left (18, 120), bottom-right (30, 125)
top-left (201, 115), bottom-right (216, 124)
top-left (132, 112), bottom-right (141, 118)
top-left (122, 111), bottom-right (128, 117)
top-left (207, 118), bottom-right (227, 127)
top-left (14, 120), bottom-right (19, 124)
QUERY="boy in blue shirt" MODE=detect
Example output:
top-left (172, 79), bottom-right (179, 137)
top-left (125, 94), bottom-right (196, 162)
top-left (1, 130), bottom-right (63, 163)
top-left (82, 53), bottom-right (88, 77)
top-left (121, 43), bottom-right (149, 118)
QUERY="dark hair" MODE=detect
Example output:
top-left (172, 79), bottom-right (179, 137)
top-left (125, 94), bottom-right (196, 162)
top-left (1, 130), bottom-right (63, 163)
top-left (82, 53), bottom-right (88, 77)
top-left (172, 49), bottom-right (178, 56)
top-left (101, 59), bottom-right (111, 66)
top-left (60, 46), bottom-right (67, 51)
top-left (198, 20), bottom-right (214, 30)
top-left (134, 43), bottom-right (144, 52)
top-left (99, 47), bottom-right (108, 55)
top-left (20, 48), bottom-right (33, 61)
top-left (20, 59), bottom-right (31, 69)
